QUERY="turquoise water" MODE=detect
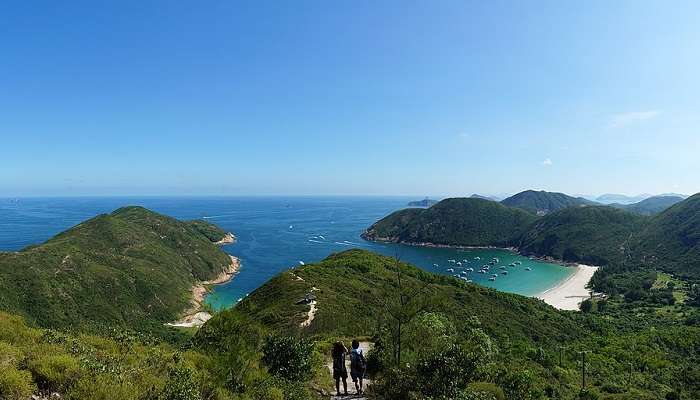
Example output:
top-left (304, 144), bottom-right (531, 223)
top-left (0, 197), bottom-right (573, 310)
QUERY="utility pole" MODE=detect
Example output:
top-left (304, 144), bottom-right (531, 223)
top-left (558, 345), bottom-right (568, 367)
top-left (628, 362), bottom-right (633, 389)
top-left (578, 351), bottom-right (592, 390)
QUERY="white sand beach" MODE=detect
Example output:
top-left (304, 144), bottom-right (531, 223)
top-left (536, 264), bottom-right (599, 311)
top-left (166, 255), bottom-right (240, 328)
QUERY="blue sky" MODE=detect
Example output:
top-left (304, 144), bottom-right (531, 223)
top-left (2, 1), bottom-right (699, 197)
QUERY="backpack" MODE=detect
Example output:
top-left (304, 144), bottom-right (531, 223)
top-left (350, 349), bottom-right (366, 371)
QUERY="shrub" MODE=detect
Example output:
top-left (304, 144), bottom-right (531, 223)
top-left (0, 366), bottom-right (36, 400)
top-left (0, 342), bottom-right (22, 368)
top-left (463, 382), bottom-right (505, 400)
top-left (27, 353), bottom-right (81, 391)
top-left (261, 336), bottom-right (314, 381)
top-left (160, 364), bottom-right (202, 400)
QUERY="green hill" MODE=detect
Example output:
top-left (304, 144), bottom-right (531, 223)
top-left (636, 193), bottom-right (700, 278)
top-left (518, 206), bottom-right (646, 265)
top-left (226, 249), bottom-right (582, 341)
top-left (201, 249), bottom-right (700, 400)
top-left (0, 206), bottom-right (232, 330)
top-left (501, 190), bottom-right (597, 214)
top-left (611, 195), bottom-right (685, 216)
top-left (362, 198), bottom-right (536, 247)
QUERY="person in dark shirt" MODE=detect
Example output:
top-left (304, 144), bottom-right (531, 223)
top-left (350, 339), bottom-right (367, 395)
top-left (332, 341), bottom-right (349, 396)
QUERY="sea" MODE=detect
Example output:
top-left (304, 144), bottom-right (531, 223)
top-left (0, 196), bottom-right (573, 310)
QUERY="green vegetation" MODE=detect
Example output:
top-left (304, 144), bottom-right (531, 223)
top-left (501, 190), bottom-right (597, 215)
top-left (0, 206), bottom-right (232, 331)
top-left (610, 195), bottom-right (685, 216)
top-left (205, 250), bottom-right (700, 399)
top-left (518, 206), bottom-right (645, 265)
top-left (0, 310), bottom-right (327, 400)
top-left (635, 193), bottom-right (700, 279)
top-left (363, 198), bottom-right (536, 247)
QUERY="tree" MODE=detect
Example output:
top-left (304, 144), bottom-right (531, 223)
top-left (376, 256), bottom-right (434, 366)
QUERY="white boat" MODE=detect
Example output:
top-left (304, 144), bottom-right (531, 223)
top-left (456, 262), bottom-right (462, 266)
top-left (509, 263), bottom-right (516, 267)
top-left (447, 268), bottom-right (454, 272)
top-left (474, 257), bottom-right (481, 260)
top-left (499, 266), bottom-right (506, 269)
top-left (299, 261), bottom-right (305, 265)
top-left (433, 263), bottom-right (439, 267)
top-left (492, 274), bottom-right (498, 277)
top-left (466, 268), bottom-right (474, 272)
top-left (501, 271), bottom-right (508, 275)
top-left (448, 259), bottom-right (456, 263)
top-left (526, 267), bottom-right (532, 271)
top-left (489, 277), bottom-right (496, 281)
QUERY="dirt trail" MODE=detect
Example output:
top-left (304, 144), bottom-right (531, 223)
top-left (327, 342), bottom-right (372, 400)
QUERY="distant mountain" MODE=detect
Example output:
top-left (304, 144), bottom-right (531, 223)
top-left (636, 193), bottom-right (700, 278)
top-left (596, 193), bottom-right (652, 205)
top-left (470, 194), bottom-right (500, 201)
top-left (518, 206), bottom-right (645, 265)
top-left (407, 198), bottom-right (439, 207)
top-left (501, 190), bottom-right (597, 215)
top-left (610, 195), bottom-right (685, 216)
top-left (362, 197), bottom-right (536, 247)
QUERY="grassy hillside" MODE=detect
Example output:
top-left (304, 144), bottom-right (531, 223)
top-left (0, 206), bottom-right (232, 330)
top-left (611, 195), bottom-right (684, 216)
top-left (362, 198), bottom-right (536, 247)
top-left (203, 250), bottom-right (700, 400)
top-left (636, 193), bottom-right (700, 279)
top-left (229, 249), bottom-right (583, 342)
top-left (518, 206), bottom-right (646, 266)
top-left (501, 190), bottom-right (597, 214)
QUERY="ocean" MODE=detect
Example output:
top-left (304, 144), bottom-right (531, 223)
top-left (0, 196), bottom-right (573, 309)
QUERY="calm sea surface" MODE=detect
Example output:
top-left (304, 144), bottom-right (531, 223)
top-left (0, 197), bottom-right (573, 309)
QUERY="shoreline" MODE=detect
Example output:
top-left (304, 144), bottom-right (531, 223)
top-left (363, 236), bottom-right (598, 310)
top-left (214, 232), bottom-right (236, 245)
top-left (166, 254), bottom-right (240, 328)
top-left (535, 264), bottom-right (598, 310)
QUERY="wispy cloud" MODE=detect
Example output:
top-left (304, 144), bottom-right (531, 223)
top-left (542, 158), bottom-right (553, 166)
top-left (609, 110), bottom-right (660, 128)
top-left (457, 132), bottom-right (471, 140)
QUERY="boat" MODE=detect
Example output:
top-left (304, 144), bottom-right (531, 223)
top-left (299, 261), bottom-right (305, 265)
top-left (462, 259), bottom-right (469, 263)
top-left (474, 257), bottom-right (481, 260)
top-left (466, 268), bottom-right (474, 272)
top-left (448, 259), bottom-right (456, 263)
top-left (489, 277), bottom-right (496, 281)
top-left (501, 271), bottom-right (508, 275)
top-left (456, 262), bottom-right (462, 266)
top-left (492, 274), bottom-right (498, 277)
top-left (499, 266), bottom-right (506, 269)
top-left (509, 263), bottom-right (516, 267)
top-left (526, 267), bottom-right (532, 271)
top-left (433, 263), bottom-right (439, 267)
top-left (447, 268), bottom-right (454, 272)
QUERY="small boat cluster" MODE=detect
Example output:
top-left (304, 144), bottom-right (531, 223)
top-left (441, 256), bottom-right (533, 282)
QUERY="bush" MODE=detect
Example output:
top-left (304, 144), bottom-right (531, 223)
top-left (0, 366), bottom-right (36, 400)
top-left (160, 365), bottom-right (202, 400)
top-left (261, 336), bottom-right (314, 381)
top-left (0, 342), bottom-right (23, 368)
top-left (27, 353), bottom-right (81, 391)
top-left (463, 382), bottom-right (505, 400)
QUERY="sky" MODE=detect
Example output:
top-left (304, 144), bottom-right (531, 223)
top-left (2, 0), bottom-right (699, 197)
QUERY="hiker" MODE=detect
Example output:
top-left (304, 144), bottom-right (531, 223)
top-left (350, 339), bottom-right (367, 394)
top-left (332, 341), bottom-right (349, 396)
